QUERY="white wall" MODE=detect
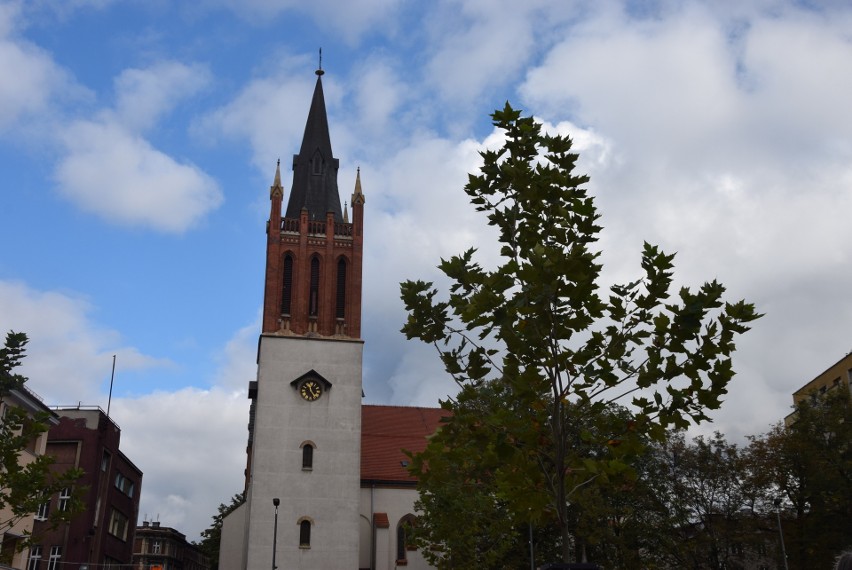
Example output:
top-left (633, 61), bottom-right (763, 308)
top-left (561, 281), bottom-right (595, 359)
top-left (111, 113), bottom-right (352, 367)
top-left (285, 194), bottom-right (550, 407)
top-left (244, 335), bottom-right (364, 570)
top-left (359, 486), bottom-right (433, 570)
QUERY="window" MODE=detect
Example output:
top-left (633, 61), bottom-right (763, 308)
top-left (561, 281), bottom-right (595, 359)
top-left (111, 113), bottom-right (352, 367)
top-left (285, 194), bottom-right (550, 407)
top-left (309, 256), bottom-right (320, 317)
top-left (115, 472), bottom-right (134, 497)
top-left (35, 499), bottom-right (50, 521)
top-left (152, 540), bottom-right (161, 554)
top-left (27, 546), bottom-right (41, 570)
top-left (58, 488), bottom-right (71, 512)
top-left (302, 444), bottom-right (313, 470)
top-left (101, 451), bottom-right (110, 472)
top-left (396, 524), bottom-right (406, 563)
top-left (299, 520), bottom-right (311, 548)
top-left (47, 546), bottom-right (61, 570)
top-left (108, 509), bottom-right (129, 541)
top-left (335, 258), bottom-right (346, 319)
top-left (397, 515), bottom-right (416, 563)
top-left (281, 254), bottom-right (293, 315)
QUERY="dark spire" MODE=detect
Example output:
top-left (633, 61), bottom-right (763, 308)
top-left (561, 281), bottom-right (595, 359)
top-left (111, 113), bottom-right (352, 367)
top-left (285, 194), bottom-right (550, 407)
top-left (285, 64), bottom-right (342, 221)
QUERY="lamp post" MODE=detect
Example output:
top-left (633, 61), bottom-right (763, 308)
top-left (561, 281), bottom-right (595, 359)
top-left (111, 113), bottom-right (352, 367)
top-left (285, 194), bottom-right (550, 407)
top-left (774, 498), bottom-right (789, 570)
top-left (272, 498), bottom-right (280, 570)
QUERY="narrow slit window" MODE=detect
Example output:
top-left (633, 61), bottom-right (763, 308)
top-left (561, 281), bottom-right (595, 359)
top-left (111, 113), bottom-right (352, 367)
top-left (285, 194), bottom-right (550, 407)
top-left (281, 254), bottom-right (293, 315)
top-left (397, 524), bottom-right (406, 562)
top-left (335, 258), bottom-right (346, 319)
top-left (309, 257), bottom-right (320, 317)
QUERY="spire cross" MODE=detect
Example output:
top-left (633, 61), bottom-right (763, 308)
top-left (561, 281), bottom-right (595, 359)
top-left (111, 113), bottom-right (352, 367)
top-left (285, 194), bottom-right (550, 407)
top-left (316, 48), bottom-right (325, 76)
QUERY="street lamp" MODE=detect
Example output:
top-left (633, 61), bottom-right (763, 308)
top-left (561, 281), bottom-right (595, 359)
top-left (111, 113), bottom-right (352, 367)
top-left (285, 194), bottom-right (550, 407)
top-left (774, 498), bottom-right (789, 570)
top-left (272, 498), bottom-right (280, 570)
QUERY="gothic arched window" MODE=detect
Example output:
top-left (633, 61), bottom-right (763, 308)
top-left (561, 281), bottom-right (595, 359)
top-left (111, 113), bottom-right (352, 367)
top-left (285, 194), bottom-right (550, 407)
top-left (397, 514), bottom-right (416, 563)
top-left (281, 254), bottom-right (293, 315)
top-left (299, 519), bottom-right (311, 547)
top-left (309, 256), bottom-right (320, 317)
top-left (335, 258), bottom-right (347, 319)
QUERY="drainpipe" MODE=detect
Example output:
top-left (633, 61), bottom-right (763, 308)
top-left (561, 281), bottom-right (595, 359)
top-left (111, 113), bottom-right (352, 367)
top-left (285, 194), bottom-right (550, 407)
top-left (370, 484), bottom-right (375, 570)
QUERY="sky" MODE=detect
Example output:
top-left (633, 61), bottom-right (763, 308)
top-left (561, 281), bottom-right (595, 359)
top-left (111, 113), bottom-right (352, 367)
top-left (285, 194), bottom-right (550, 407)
top-left (2, 0), bottom-right (852, 543)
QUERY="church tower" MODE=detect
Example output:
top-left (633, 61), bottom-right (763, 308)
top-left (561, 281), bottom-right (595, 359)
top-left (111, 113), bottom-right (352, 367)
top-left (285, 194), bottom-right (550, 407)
top-left (240, 65), bottom-right (365, 570)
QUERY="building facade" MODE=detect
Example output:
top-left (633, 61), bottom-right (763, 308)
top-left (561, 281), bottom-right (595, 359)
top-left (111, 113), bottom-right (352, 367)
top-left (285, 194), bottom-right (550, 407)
top-left (31, 407), bottom-right (143, 570)
top-left (0, 386), bottom-right (58, 570)
top-left (785, 351), bottom-right (852, 424)
top-left (133, 521), bottom-right (209, 570)
top-left (219, 66), bottom-right (441, 570)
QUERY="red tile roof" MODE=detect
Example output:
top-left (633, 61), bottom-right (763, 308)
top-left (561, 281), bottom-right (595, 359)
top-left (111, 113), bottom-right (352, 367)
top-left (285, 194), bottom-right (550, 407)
top-left (361, 405), bottom-right (447, 483)
top-left (373, 512), bottom-right (390, 528)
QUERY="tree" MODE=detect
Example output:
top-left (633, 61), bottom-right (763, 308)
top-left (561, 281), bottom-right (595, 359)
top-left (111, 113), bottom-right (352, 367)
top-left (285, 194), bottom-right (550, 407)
top-left (0, 331), bottom-right (83, 545)
top-left (648, 431), bottom-right (773, 570)
top-left (400, 104), bottom-right (761, 563)
top-left (409, 381), bottom-right (562, 569)
top-left (197, 491), bottom-right (245, 570)
top-left (747, 389), bottom-right (852, 570)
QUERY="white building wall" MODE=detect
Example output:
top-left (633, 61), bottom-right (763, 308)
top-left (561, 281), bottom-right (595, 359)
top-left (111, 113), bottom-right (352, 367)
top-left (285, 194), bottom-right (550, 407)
top-left (219, 501), bottom-right (247, 570)
top-left (244, 335), bottom-right (364, 570)
top-left (359, 486), bottom-right (432, 570)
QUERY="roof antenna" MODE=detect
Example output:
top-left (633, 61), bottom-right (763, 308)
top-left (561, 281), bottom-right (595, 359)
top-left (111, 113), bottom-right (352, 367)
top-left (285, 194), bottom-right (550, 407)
top-left (317, 48), bottom-right (324, 76)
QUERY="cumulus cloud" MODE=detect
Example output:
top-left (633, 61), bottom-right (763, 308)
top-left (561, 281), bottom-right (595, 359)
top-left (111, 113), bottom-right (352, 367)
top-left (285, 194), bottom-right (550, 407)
top-left (200, 64), bottom-right (318, 171)
top-left (55, 119), bottom-right (222, 233)
top-left (112, 61), bottom-right (212, 132)
top-left (0, 277), bottom-right (254, 539)
top-left (509, 2), bottom-right (852, 440)
top-left (48, 60), bottom-right (220, 233)
top-left (422, 0), bottom-right (546, 105)
top-left (0, 10), bottom-right (221, 234)
top-left (0, 2), bottom-right (74, 131)
top-left (111, 385), bottom-right (249, 539)
top-left (0, 280), bottom-right (171, 405)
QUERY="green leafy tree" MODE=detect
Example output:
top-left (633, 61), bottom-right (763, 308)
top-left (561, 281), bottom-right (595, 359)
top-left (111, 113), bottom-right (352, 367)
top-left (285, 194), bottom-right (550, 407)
top-left (0, 331), bottom-right (83, 548)
top-left (198, 491), bottom-right (245, 570)
top-left (409, 381), bottom-right (562, 569)
top-left (748, 389), bottom-right (852, 570)
top-left (400, 104), bottom-right (761, 563)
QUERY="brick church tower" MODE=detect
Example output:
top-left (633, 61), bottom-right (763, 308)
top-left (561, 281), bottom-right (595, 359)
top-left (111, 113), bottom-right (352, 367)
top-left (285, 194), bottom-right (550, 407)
top-left (231, 65), bottom-right (366, 570)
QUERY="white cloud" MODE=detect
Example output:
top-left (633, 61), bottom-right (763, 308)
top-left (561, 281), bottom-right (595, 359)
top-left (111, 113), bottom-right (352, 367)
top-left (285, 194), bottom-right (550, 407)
top-left (212, 316), bottom-right (260, 392)
top-left (0, 276), bottom-right (254, 540)
top-left (55, 119), bottom-right (222, 233)
top-left (741, 10), bottom-right (852, 147)
top-left (0, 2), bottom-right (73, 131)
top-left (201, 69), bottom-right (316, 171)
top-left (0, 280), bottom-right (170, 405)
top-left (351, 59), bottom-right (407, 137)
top-left (113, 61), bottom-right (212, 132)
top-left (48, 59), bottom-right (220, 233)
top-left (110, 385), bottom-right (249, 539)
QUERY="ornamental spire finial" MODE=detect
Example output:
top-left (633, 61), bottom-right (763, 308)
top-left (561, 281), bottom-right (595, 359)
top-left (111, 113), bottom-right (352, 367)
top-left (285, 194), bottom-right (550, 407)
top-left (316, 48), bottom-right (324, 76)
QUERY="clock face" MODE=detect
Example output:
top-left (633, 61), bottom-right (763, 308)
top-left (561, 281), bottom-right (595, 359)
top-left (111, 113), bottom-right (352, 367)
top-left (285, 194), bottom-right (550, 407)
top-left (299, 379), bottom-right (323, 401)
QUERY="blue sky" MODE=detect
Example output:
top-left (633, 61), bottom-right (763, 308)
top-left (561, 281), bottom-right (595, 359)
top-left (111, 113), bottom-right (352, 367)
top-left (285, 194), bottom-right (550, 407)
top-left (3, 0), bottom-right (852, 542)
